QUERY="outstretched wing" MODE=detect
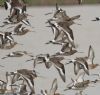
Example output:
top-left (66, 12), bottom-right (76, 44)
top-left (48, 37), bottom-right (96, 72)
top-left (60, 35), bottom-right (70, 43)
top-left (70, 15), bottom-right (80, 20)
top-left (54, 61), bottom-right (66, 82)
top-left (76, 58), bottom-right (89, 75)
top-left (50, 78), bottom-right (58, 95)
top-left (88, 45), bottom-right (95, 64)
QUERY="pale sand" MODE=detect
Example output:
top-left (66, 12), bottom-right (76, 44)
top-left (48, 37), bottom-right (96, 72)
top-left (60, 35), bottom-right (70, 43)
top-left (0, 5), bottom-right (100, 95)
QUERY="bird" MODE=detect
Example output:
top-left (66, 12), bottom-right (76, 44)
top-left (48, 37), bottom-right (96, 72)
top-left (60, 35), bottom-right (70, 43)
top-left (46, 20), bottom-right (66, 45)
top-left (92, 17), bottom-right (100, 21)
top-left (2, 7), bottom-right (31, 27)
top-left (4, 0), bottom-right (26, 15)
top-left (41, 78), bottom-right (61, 95)
top-left (1, 51), bottom-right (32, 59)
top-left (83, 45), bottom-right (99, 69)
top-left (54, 42), bottom-right (77, 56)
top-left (68, 45), bottom-right (99, 70)
top-left (4, 32), bottom-right (14, 45)
top-left (0, 31), bottom-right (23, 49)
top-left (3, 42), bottom-right (23, 50)
top-left (45, 3), bottom-right (80, 27)
top-left (4, 72), bottom-right (17, 94)
top-left (10, 69), bottom-right (38, 94)
top-left (46, 3), bottom-right (80, 45)
top-left (90, 73), bottom-right (100, 84)
top-left (14, 84), bottom-right (28, 95)
top-left (26, 53), bottom-right (65, 82)
top-left (14, 24), bottom-right (23, 34)
top-left (66, 57), bottom-right (89, 75)
top-left (26, 54), bottom-right (53, 69)
top-left (0, 32), bottom-right (14, 48)
top-left (13, 24), bottom-right (31, 35)
top-left (46, 21), bottom-right (75, 48)
top-left (54, 22), bottom-right (75, 48)
top-left (28, 53), bottom-right (66, 82)
top-left (0, 80), bottom-right (6, 94)
top-left (64, 71), bottom-right (90, 91)
top-left (66, 45), bottom-right (98, 75)
top-left (52, 3), bottom-right (80, 27)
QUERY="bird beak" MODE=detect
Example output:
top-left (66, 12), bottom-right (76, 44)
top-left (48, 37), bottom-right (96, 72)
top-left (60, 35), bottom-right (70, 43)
top-left (45, 12), bottom-right (53, 15)
top-left (26, 58), bottom-right (34, 62)
top-left (27, 14), bottom-right (34, 17)
top-left (34, 71), bottom-right (46, 78)
top-left (37, 75), bottom-right (46, 79)
top-left (46, 25), bottom-right (52, 27)
top-left (64, 87), bottom-right (72, 91)
top-left (15, 42), bottom-right (23, 45)
top-left (9, 84), bottom-right (18, 87)
top-left (65, 62), bottom-right (70, 65)
top-left (45, 20), bottom-right (50, 24)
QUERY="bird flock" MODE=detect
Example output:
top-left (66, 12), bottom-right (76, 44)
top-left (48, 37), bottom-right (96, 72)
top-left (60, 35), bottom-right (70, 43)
top-left (0, 0), bottom-right (100, 95)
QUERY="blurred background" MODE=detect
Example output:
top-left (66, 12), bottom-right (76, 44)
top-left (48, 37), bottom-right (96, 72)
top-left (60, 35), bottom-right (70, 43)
top-left (0, 0), bottom-right (100, 6)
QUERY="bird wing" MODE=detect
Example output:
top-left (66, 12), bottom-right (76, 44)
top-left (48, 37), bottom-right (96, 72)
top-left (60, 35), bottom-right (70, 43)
top-left (88, 45), bottom-right (95, 64)
top-left (53, 24), bottom-right (61, 41)
top-left (4, 1), bottom-right (11, 10)
top-left (61, 42), bottom-right (69, 52)
top-left (50, 56), bottom-right (64, 62)
top-left (54, 61), bottom-right (66, 82)
top-left (66, 27), bottom-right (74, 40)
top-left (76, 72), bottom-right (85, 83)
top-left (74, 61), bottom-right (80, 75)
top-left (76, 58), bottom-right (89, 75)
top-left (70, 15), bottom-right (80, 20)
top-left (59, 26), bottom-right (75, 48)
top-left (14, 24), bottom-right (22, 32)
top-left (49, 78), bottom-right (58, 95)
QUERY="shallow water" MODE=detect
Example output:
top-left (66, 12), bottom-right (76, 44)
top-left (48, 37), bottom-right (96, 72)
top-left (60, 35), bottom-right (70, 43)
top-left (0, 5), bottom-right (100, 95)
